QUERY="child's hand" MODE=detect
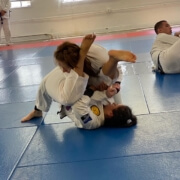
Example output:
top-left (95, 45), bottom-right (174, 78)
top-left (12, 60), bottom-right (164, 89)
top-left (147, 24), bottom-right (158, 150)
top-left (106, 86), bottom-right (118, 98)
top-left (96, 82), bottom-right (108, 91)
top-left (111, 82), bottom-right (121, 93)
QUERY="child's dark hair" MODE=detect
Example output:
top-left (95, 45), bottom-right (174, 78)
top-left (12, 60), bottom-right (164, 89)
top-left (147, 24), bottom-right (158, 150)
top-left (54, 41), bottom-right (98, 77)
top-left (103, 105), bottom-right (137, 128)
top-left (154, 20), bottom-right (166, 34)
top-left (54, 42), bottom-right (80, 68)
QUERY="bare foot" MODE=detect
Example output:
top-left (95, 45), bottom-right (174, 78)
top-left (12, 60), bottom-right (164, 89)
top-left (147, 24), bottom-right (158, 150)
top-left (21, 110), bottom-right (43, 123)
top-left (80, 34), bottom-right (96, 55)
top-left (108, 50), bottom-right (136, 63)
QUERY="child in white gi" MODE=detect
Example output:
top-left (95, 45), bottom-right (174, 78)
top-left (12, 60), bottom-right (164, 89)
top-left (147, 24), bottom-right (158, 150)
top-left (21, 34), bottom-right (96, 122)
top-left (67, 85), bottom-right (137, 129)
top-left (151, 20), bottom-right (180, 74)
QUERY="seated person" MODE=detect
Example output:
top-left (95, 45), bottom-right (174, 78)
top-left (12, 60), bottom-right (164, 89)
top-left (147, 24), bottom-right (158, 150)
top-left (151, 20), bottom-right (180, 74)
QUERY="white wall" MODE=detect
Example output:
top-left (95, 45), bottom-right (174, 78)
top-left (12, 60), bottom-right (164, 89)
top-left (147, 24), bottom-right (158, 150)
top-left (10, 0), bottom-right (180, 39)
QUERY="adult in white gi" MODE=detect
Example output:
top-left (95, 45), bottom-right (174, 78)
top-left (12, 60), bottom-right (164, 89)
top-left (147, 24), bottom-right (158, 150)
top-left (151, 20), bottom-right (180, 74)
top-left (0, 0), bottom-right (11, 45)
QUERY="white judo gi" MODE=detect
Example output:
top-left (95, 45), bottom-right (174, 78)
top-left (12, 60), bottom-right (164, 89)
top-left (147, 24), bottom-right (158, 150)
top-left (65, 43), bottom-right (123, 129)
top-left (35, 43), bottom-right (122, 113)
top-left (36, 67), bottom-right (89, 112)
top-left (151, 33), bottom-right (180, 74)
top-left (66, 91), bottom-right (110, 129)
top-left (0, 0), bottom-right (11, 45)
top-left (66, 74), bottom-right (120, 129)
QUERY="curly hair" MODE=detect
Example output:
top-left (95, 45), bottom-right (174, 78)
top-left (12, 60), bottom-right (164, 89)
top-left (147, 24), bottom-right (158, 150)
top-left (103, 105), bottom-right (137, 128)
top-left (54, 41), bottom-right (98, 77)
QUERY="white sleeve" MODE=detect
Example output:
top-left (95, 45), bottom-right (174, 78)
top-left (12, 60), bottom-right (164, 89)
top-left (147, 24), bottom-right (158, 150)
top-left (45, 67), bottom-right (89, 106)
top-left (90, 90), bottom-right (107, 102)
top-left (158, 33), bottom-right (179, 45)
top-left (58, 70), bottom-right (89, 105)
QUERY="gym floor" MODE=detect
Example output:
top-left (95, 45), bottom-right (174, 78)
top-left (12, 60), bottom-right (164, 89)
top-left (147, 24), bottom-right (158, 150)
top-left (1, 28), bottom-right (180, 180)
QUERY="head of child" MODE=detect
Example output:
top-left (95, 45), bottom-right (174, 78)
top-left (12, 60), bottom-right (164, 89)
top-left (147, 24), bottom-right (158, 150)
top-left (54, 42), bottom-right (80, 73)
top-left (103, 104), bottom-right (137, 128)
top-left (54, 42), bottom-right (98, 76)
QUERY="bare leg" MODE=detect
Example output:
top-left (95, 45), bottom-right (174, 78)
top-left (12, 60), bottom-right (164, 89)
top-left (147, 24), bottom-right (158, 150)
top-left (108, 50), bottom-right (136, 63)
top-left (102, 50), bottom-right (136, 78)
top-left (21, 110), bottom-right (43, 122)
